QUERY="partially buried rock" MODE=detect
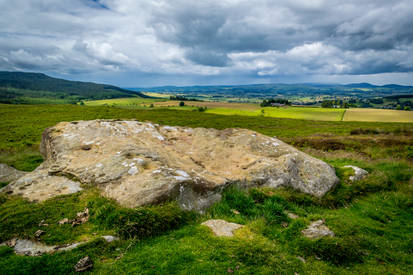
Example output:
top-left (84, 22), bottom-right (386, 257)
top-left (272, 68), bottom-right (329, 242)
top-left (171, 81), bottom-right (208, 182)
top-left (58, 218), bottom-right (70, 225)
top-left (1, 120), bottom-right (339, 212)
top-left (102, 235), bottom-right (119, 242)
top-left (301, 220), bottom-right (335, 239)
top-left (74, 256), bottom-right (93, 272)
top-left (34, 230), bottom-right (45, 238)
top-left (1, 239), bottom-right (86, 256)
top-left (38, 220), bottom-right (49, 227)
top-left (286, 211), bottom-right (299, 219)
top-left (343, 165), bottom-right (368, 182)
top-left (202, 219), bottom-right (243, 237)
top-left (58, 208), bottom-right (89, 227)
top-left (72, 208), bottom-right (89, 227)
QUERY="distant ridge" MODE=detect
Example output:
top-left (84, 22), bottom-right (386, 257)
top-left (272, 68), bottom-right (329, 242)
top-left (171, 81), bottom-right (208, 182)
top-left (131, 82), bottom-right (412, 90)
top-left (130, 82), bottom-right (413, 99)
top-left (0, 71), bottom-right (149, 104)
top-left (343, 83), bottom-right (377, 88)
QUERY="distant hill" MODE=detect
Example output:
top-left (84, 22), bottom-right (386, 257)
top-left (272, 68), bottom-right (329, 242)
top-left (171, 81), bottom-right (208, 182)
top-left (343, 83), bottom-right (377, 88)
top-left (130, 82), bottom-right (413, 99)
top-left (0, 71), bottom-right (149, 104)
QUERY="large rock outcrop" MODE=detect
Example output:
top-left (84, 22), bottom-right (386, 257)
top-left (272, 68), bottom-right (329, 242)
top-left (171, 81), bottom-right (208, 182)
top-left (1, 120), bottom-right (339, 211)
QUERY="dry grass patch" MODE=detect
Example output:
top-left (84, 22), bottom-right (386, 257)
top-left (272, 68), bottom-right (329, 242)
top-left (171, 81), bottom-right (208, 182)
top-left (344, 108), bottom-right (413, 123)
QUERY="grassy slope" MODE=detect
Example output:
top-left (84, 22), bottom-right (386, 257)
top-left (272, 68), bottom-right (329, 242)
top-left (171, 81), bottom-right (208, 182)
top-left (0, 104), bottom-right (413, 274)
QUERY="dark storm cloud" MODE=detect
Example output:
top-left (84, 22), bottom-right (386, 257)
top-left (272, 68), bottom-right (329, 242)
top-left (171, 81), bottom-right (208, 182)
top-left (0, 0), bottom-right (412, 85)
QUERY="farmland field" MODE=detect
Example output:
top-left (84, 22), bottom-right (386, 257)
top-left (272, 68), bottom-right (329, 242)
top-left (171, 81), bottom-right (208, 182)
top-left (344, 108), bottom-right (413, 122)
top-left (206, 107), bottom-right (346, 121)
top-left (154, 100), bottom-right (259, 110)
top-left (84, 97), bottom-right (162, 107)
top-left (82, 97), bottom-right (413, 122)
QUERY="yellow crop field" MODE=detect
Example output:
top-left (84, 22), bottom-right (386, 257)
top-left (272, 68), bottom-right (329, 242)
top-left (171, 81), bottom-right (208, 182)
top-left (84, 97), bottom-right (163, 107)
top-left (343, 108), bottom-right (413, 122)
top-left (141, 92), bottom-right (171, 98)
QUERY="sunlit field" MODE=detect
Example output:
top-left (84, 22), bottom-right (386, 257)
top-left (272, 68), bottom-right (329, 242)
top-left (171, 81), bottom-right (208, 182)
top-left (84, 97), bottom-right (163, 107)
top-left (204, 107), bottom-right (345, 121)
top-left (154, 100), bottom-right (260, 110)
top-left (83, 98), bottom-right (413, 122)
top-left (344, 108), bottom-right (413, 123)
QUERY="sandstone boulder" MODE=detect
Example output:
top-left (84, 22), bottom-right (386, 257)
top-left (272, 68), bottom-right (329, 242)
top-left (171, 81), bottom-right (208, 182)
top-left (1, 120), bottom-right (339, 211)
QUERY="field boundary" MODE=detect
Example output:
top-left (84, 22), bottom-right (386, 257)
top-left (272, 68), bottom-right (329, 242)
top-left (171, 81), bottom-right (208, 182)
top-left (340, 109), bottom-right (346, 121)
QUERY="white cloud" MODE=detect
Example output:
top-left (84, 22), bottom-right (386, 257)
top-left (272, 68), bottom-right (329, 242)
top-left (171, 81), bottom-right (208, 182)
top-left (0, 0), bottom-right (412, 85)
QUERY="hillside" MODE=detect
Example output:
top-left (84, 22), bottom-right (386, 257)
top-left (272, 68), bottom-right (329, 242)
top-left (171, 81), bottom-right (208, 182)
top-left (130, 83), bottom-right (413, 100)
top-left (0, 71), bottom-right (149, 104)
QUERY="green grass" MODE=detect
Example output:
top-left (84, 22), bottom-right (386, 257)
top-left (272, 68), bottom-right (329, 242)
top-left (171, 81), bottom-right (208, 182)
top-left (0, 103), bottom-right (413, 274)
top-left (0, 190), bottom-right (194, 245)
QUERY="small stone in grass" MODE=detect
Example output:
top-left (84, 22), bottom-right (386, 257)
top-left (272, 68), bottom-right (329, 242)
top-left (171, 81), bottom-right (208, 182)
top-left (74, 256), bottom-right (93, 272)
top-left (34, 230), bottom-right (45, 238)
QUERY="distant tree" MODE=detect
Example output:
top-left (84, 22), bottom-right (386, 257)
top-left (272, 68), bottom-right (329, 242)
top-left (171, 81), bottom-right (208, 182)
top-left (79, 101), bottom-right (85, 106)
top-left (260, 98), bottom-right (291, 107)
top-left (369, 98), bottom-right (384, 104)
top-left (179, 101), bottom-right (185, 107)
top-left (321, 100), bottom-right (334, 108)
top-left (149, 103), bottom-right (154, 108)
top-left (170, 95), bottom-right (200, 101)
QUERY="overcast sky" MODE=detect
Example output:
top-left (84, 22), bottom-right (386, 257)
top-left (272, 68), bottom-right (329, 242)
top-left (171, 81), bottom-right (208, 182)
top-left (1, 0), bottom-right (413, 86)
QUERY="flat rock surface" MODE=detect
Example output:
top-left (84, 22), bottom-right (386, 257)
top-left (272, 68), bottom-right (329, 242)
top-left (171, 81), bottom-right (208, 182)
top-left (1, 120), bottom-right (339, 211)
top-left (301, 220), bottom-right (335, 239)
top-left (0, 239), bottom-right (86, 256)
top-left (202, 219), bottom-right (244, 237)
top-left (1, 169), bottom-right (83, 202)
top-left (0, 163), bottom-right (27, 183)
